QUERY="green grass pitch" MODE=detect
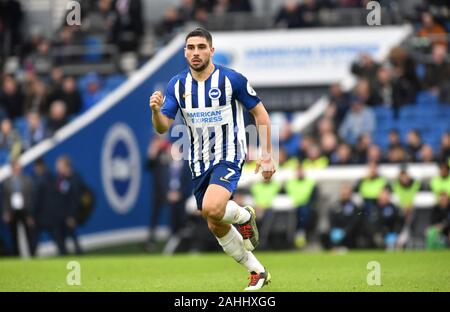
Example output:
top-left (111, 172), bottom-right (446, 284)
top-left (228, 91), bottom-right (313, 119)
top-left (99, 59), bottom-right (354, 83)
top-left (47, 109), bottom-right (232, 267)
top-left (1, 250), bottom-right (449, 292)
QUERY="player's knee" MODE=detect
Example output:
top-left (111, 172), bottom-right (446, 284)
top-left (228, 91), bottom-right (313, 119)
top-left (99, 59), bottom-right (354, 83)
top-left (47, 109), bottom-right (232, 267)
top-left (202, 201), bottom-right (225, 221)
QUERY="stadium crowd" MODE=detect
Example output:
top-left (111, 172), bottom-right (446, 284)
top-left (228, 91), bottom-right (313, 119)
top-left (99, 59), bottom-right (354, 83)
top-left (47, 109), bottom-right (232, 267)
top-left (0, 0), bottom-right (449, 255)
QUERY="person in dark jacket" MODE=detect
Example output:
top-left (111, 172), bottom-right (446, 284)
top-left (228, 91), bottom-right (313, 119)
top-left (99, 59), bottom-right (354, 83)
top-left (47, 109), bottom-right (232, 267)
top-left (2, 160), bottom-right (34, 256)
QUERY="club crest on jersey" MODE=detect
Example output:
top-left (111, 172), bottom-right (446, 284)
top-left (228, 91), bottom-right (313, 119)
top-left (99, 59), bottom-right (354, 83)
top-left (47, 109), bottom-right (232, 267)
top-left (209, 88), bottom-right (222, 100)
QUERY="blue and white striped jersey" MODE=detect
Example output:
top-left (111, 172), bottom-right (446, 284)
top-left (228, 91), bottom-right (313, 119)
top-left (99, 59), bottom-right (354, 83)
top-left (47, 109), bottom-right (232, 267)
top-left (161, 64), bottom-right (261, 177)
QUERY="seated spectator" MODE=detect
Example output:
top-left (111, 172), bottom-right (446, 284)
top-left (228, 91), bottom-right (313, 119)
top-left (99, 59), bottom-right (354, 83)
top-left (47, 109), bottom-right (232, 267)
top-left (0, 74), bottom-right (25, 120)
top-left (387, 129), bottom-right (402, 151)
top-left (338, 97), bottom-right (376, 145)
top-left (354, 134), bottom-right (372, 164)
top-left (26, 39), bottom-right (52, 76)
top-left (331, 143), bottom-right (353, 165)
top-left (426, 192), bottom-right (450, 249)
top-left (417, 144), bottom-right (436, 163)
top-left (296, 134), bottom-right (314, 161)
top-left (81, 72), bottom-right (106, 112)
top-left (0, 118), bottom-right (21, 163)
top-left (46, 100), bottom-right (68, 136)
top-left (386, 145), bottom-right (407, 164)
top-left (422, 44), bottom-right (450, 101)
top-left (23, 77), bottom-right (48, 114)
top-left (48, 76), bottom-right (82, 116)
top-left (416, 10), bottom-right (448, 49)
top-left (405, 129), bottom-right (423, 162)
top-left (302, 144), bottom-right (328, 169)
top-left (355, 161), bottom-right (387, 216)
top-left (250, 177), bottom-right (282, 220)
top-left (327, 183), bottom-right (363, 249)
top-left (22, 110), bottom-right (47, 150)
top-left (367, 144), bottom-right (383, 164)
top-left (319, 132), bottom-right (338, 159)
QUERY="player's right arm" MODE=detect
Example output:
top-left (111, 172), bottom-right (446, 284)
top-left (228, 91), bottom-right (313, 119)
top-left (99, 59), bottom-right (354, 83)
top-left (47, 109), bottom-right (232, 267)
top-left (149, 91), bottom-right (174, 134)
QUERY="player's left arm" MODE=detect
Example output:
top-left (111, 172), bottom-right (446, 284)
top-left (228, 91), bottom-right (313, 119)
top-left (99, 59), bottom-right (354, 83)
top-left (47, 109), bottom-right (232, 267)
top-left (250, 103), bottom-right (276, 182)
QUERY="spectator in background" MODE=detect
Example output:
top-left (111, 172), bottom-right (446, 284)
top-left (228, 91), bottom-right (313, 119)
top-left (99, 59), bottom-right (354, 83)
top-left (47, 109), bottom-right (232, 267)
top-left (30, 158), bottom-right (65, 255)
top-left (327, 183), bottom-right (363, 249)
top-left (416, 10), bottom-right (448, 49)
top-left (0, 0), bottom-right (24, 57)
top-left (81, 72), bottom-right (105, 112)
top-left (430, 162), bottom-right (450, 197)
top-left (26, 39), bottom-right (52, 76)
top-left (45, 100), bottom-right (68, 136)
top-left (355, 161), bottom-right (387, 216)
top-left (46, 66), bottom-right (64, 99)
top-left (387, 129), bottom-right (402, 151)
top-left (23, 77), bottom-right (48, 114)
top-left (145, 133), bottom-right (171, 252)
top-left (351, 54), bottom-right (380, 98)
top-left (2, 161), bottom-right (34, 256)
top-left (297, 0), bottom-right (320, 28)
top-left (353, 134), bottom-right (371, 164)
top-left (303, 144), bottom-right (329, 169)
top-left (113, 0), bottom-right (144, 52)
top-left (55, 155), bottom-right (82, 255)
top-left (275, 0), bottom-right (302, 29)
top-left (426, 192), bottom-right (450, 249)
top-left (49, 76), bottom-right (82, 116)
top-left (422, 44), bottom-right (450, 102)
top-left (373, 188), bottom-right (403, 250)
top-left (165, 148), bottom-right (192, 241)
top-left (331, 143), bottom-right (353, 165)
top-left (326, 83), bottom-right (351, 128)
top-left (0, 74), bottom-right (25, 120)
top-left (439, 132), bottom-right (450, 165)
top-left (285, 163), bottom-right (318, 249)
top-left (374, 66), bottom-right (393, 107)
top-left (417, 144), bottom-right (436, 163)
top-left (0, 118), bottom-right (21, 163)
top-left (83, 0), bottom-right (117, 36)
top-left (319, 132), bottom-right (338, 159)
top-left (367, 144), bottom-right (383, 164)
top-left (405, 129), bottom-right (423, 162)
top-left (21, 110), bottom-right (47, 151)
top-left (296, 134), bottom-right (314, 161)
top-left (338, 97), bottom-right (376, 145)
top-left (391, 169), bottom-right (421, 248)
top-left (155, 6), bottom-right (183, 43)
top-left (389, 46), bottom-right (420, 117)
top-left (386, 145), bottom-right (407, 164)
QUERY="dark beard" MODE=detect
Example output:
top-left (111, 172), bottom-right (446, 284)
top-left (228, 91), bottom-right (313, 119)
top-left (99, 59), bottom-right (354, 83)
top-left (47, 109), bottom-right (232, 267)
top-left (190, 58), bottom-right (209, 72)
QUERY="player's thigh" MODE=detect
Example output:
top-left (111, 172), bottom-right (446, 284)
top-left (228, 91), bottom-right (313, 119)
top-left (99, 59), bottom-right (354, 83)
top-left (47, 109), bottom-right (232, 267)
top-left (202, 184), bottom-right (232, 219)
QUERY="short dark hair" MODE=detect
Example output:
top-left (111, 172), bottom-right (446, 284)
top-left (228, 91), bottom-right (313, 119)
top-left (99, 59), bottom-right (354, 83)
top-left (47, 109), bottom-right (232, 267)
top-left (185, 28), bottom-right (212, 46)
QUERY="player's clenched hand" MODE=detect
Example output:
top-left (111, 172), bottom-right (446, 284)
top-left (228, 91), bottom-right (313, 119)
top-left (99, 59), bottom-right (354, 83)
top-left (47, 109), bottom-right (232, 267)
top-left (149, 91), bottom-right (163, 113)
top-left (255, 157), bottom-right (276, 182)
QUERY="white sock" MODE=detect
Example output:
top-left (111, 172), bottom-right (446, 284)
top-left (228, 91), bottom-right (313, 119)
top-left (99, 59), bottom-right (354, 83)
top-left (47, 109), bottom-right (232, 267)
top-left (216, 226), bottom-right (264, 273)
top-left (220, 201), bottom-right (251, 225)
